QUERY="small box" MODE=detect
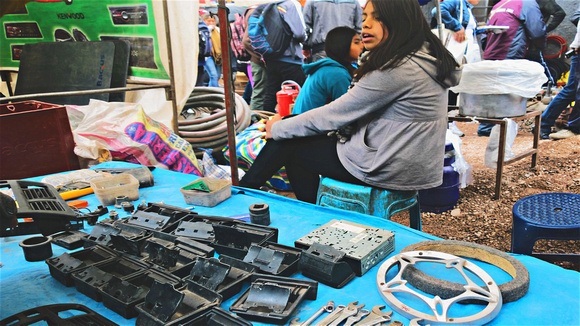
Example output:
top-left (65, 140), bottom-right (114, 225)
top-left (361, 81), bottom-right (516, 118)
top-left (181, 178), bottom-right (231, 207)
top-left (90, 173), bottom-right (139, 206)
top-left (0, 101), bottom-right (80, 179)
top-left (459, 93), bottom-right (527, 118)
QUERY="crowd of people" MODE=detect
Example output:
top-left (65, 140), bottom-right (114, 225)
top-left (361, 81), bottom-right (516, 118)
top-left (194, 0), bottom-right (578, 201)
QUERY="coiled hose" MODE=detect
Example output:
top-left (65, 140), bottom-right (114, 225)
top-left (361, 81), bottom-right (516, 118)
top-left (178, 87), bottom-right (272, 158)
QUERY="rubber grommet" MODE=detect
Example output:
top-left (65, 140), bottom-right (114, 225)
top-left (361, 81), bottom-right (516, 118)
top-left (400, 240), bottom-right (530, 303)
top-left (19, 236), bottom-right (53, 262)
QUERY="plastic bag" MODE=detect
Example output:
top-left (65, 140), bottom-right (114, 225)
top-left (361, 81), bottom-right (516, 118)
top-left (67, 99), bottom-right (202, 176)
top-left (446, 130), bottom-right (473, 188)
top-left (450, 60), bottom-right (547, 97)
top-left (484, 118), bottom-right (518, 169)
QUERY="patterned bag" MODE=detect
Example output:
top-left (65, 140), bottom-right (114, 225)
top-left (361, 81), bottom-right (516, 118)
top-left (222, 120), bottom-right (292, 191)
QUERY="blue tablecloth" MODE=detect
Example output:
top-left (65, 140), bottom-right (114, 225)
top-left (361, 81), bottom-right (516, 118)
top-left (1, 162), bottom-right (579, 325)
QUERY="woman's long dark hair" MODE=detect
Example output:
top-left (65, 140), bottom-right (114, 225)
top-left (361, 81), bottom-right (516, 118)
top-left (355, 0), bottom-right (457, 83)
top-left (324, 26), bottom-right (358, 76)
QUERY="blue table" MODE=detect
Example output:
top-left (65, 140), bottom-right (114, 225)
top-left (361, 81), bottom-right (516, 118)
top-left (1, 162), bottom-right (579, 325)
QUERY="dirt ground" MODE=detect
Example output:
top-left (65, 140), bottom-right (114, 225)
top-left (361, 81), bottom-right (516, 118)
top-left (390, 116), bottom-right (580, 271)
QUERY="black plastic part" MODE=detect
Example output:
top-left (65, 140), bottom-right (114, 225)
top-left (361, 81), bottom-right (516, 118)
top-left (46, 245), bottom-right (119, 286)
top-left (126, 210), bottom-right (172, 231)
top-left (136, 280), bottom-right (222, 326)
top-left (0, 180), bottom-right (79, 236)
top-left (72, 256), bottom-right (150, 301)
top-left (187, 257), bottom-right (230, 291)
top-left (84, 206), bottom-right (109, 225)
top-left (217, 255), bottom-right (257, 300)
top-left (136, 281), bottom-right (184, 323)
top-left (101, 268), bottom-right (182, 319)
top-left (243, 242), bottom-right (301, 276)
top-left (0, 303), bottom-right (118, 326)
top-left (0, 191), bottom-right (17, 234)
top-left (173, 220), bottom-right (215, 241)
top-left (229, 274), bottom-right (318, 324)
top-left (211, 222), bottom-right (278, 259)
top-left (249, 203), bottom-right (270, 226)
top-left (187, 307), bottom-right (253, 326)
top-left (19, 236), bottom-right (53, 262)
top-left (299, 242), bottom-right (356, 288)
top-left (84, 223), bottom-right (121, 248)
top-left (117, 202), bottom-right (197, 232)
top-left (50, 230), bottom-right (88, 249)
top-left (109, 222), bottom-right (151, 256)
top-left (144, 237), bottom-right (180, 268)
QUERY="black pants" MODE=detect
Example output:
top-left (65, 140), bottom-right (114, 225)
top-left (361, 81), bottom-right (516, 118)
top-left (263, 60), bottom-right (305, 112)
top-left (239, 135), bottom-right (364, 203)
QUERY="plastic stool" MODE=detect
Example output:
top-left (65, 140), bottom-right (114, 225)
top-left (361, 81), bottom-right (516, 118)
top-left (511, 192), bottom-right (580, 263)
top-left (316, 177), bottom-right (422, 230)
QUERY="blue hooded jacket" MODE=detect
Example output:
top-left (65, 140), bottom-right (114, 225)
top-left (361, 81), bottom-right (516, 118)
top-left (292, 57), bottom-right (352, 114)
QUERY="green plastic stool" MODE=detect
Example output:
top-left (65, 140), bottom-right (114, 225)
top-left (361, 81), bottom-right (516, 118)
top-left (316, 177), bottom-right (422, 230)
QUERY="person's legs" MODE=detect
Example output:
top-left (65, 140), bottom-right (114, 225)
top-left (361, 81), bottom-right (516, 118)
top-left (250, 62), bottom-right (267, 110)
top-left (283, 136), bottom-right (364, 202)
top-left (541, 54), bottom-right (578, 136)
top-left (203, 57), bottom-right (220, 87)
top-left (196, 65), bottom-right (206, 86)
top-left (477, 123), bottom-right (494, 136)
top-left (239, 135), bottom-right (362, 203)
top-left (263, 61), bottom-right (284, 112)
top-left (263, 61), bottom-right (305, 112)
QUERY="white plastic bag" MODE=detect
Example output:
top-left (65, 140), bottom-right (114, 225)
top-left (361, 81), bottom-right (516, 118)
top-left (67, 99), bottom-right (203, 175)
top-left (446, 130), bottom-right (473, 188)
top-left (450, 60), bottom-right (547, 97)
top-left (484, 118), bottom-right (518, 169)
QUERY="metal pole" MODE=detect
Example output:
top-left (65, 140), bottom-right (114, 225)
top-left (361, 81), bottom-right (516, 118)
top-left (435, 0), bottom-right (444, 40)
top-left (162, 0), bottom-right (179, 132)
top-left (217, 0), bottom-right (240, 185)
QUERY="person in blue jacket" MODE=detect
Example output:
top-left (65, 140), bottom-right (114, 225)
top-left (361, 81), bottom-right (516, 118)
top-left (293, 26), bottom-right (364, 114)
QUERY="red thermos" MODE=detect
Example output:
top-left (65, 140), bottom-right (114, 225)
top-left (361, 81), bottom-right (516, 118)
top-left (276, 80), bottom-right (301, 117)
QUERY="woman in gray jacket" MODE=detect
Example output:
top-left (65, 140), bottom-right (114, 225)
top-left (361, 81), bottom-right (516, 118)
top-left (239, 0), bottom-right (462, 203)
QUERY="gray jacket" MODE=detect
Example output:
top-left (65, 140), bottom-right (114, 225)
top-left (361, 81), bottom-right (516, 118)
top-left (271, 45), bottom-right (462, 190)
top-left (303, 0), bottom-right (362, 49)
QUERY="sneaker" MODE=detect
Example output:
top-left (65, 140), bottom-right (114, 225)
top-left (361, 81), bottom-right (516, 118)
top-left (448, 122), bottom-right (465, 137)
top-left (549, 129), bottom-right (578, 140)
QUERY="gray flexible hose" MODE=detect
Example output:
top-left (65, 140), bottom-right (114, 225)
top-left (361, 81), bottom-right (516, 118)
top-left (178, 86), bottom-right (253, 157)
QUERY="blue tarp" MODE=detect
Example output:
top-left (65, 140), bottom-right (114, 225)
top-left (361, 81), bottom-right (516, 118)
top-left (1, 161), bottom-right (579, 325)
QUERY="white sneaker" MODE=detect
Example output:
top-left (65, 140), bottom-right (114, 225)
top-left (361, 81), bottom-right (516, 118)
top-left (448, 121), bottom-right (465, 137)
top-left (549, 129), bottom-right (578, 140)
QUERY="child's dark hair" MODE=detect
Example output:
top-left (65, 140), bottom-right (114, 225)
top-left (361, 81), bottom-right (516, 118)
top-left (355, 0), bottom-right (457, 83)
top-left (325, 26), bottom-right (358, 76)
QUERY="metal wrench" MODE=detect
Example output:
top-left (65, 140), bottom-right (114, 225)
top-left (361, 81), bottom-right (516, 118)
top-left (317, 304), bottom-right (347, 325)
top-left (328, 302), bottom-right (365, 326)
top-left (344, 308), bottom-right (370, 326)
top-left (352, 305), bottom-right (392, 326)
top-left (290, 300), bottom-right (335, 326)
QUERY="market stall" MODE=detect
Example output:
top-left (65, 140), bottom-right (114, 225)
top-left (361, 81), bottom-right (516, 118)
top-left (0, 162), bottom-right (578, 325)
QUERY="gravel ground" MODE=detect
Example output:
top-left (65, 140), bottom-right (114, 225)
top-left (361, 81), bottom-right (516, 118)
top-left (391, 120), bottom-right (580, 271)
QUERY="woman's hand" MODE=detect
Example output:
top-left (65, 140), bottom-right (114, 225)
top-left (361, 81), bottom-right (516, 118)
top-left (265, 114), bottom-right (283, 139)
top-left (453, 28), bottom-right (466, 43)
